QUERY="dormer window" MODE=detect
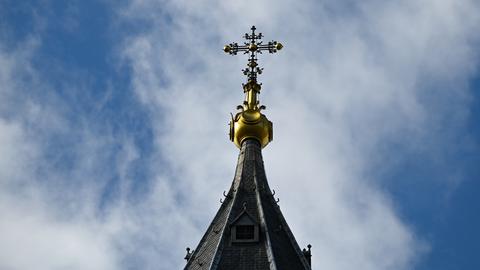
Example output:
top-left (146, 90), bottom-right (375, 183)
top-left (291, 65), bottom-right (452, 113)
top-left (235, 225), bottom-right (255, 240)
top-left (231, 210), bottom-right (259, 243)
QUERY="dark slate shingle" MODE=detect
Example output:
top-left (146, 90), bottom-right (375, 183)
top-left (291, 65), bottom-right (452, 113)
top-left (184, 140), bottom-right (311, 270)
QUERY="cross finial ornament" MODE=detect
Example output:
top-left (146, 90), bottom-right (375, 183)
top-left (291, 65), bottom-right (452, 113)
top-left (224, 26), bottom-right (280, 149)
top-left (224, 26), bottom-right (283, 83)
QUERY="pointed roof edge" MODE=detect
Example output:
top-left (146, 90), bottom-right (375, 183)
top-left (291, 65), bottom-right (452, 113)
top-left (184, 164), bottom-right (241, 269)
top-left (267, 193), bottom-right (312, 269)
top-left (252, 150), bottom-right (311, 270)
top-left (184, 199), bottom-right (230, 269)
top-left (209, 191), bottom-right (237, 269)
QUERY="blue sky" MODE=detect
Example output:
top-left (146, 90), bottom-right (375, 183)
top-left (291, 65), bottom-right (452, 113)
top-left (1, 1), bottom-right (479, 269)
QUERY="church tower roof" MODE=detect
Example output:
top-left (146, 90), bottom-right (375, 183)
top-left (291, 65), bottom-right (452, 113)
top-left (184, 26), bottom-right (311, 270)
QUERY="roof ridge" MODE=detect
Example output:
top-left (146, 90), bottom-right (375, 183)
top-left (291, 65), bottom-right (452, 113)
top-left (209, 149), bottom-right (247, 270)
top-left (253, 160), bottom-right (278, 270)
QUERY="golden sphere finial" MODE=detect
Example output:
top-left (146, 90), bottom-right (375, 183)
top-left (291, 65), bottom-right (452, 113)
top-left (229, 109), bottom-right (273, 149)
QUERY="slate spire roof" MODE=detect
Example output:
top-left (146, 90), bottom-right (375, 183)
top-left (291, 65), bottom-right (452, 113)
top-left (184, 140), bottom-right (311, 270)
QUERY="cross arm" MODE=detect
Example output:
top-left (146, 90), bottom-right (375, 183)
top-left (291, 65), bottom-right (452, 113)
top-left (223, 41), bottom-right (283, 55)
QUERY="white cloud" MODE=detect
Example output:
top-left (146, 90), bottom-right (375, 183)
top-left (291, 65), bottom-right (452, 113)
top-left (120, 0), bottom-right (479, 269)
top-left (0, 38), bottom-right (120, 270)
top-left (0, 19), bottom-right (200, 270)
top-left (0, 191), bottom-right (116, 270)
top-left (1, 0), bottom-right (479, 269)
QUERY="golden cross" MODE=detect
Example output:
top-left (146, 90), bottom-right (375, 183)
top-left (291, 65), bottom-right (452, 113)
top-left (224, 26), bottom-right (283, 83)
